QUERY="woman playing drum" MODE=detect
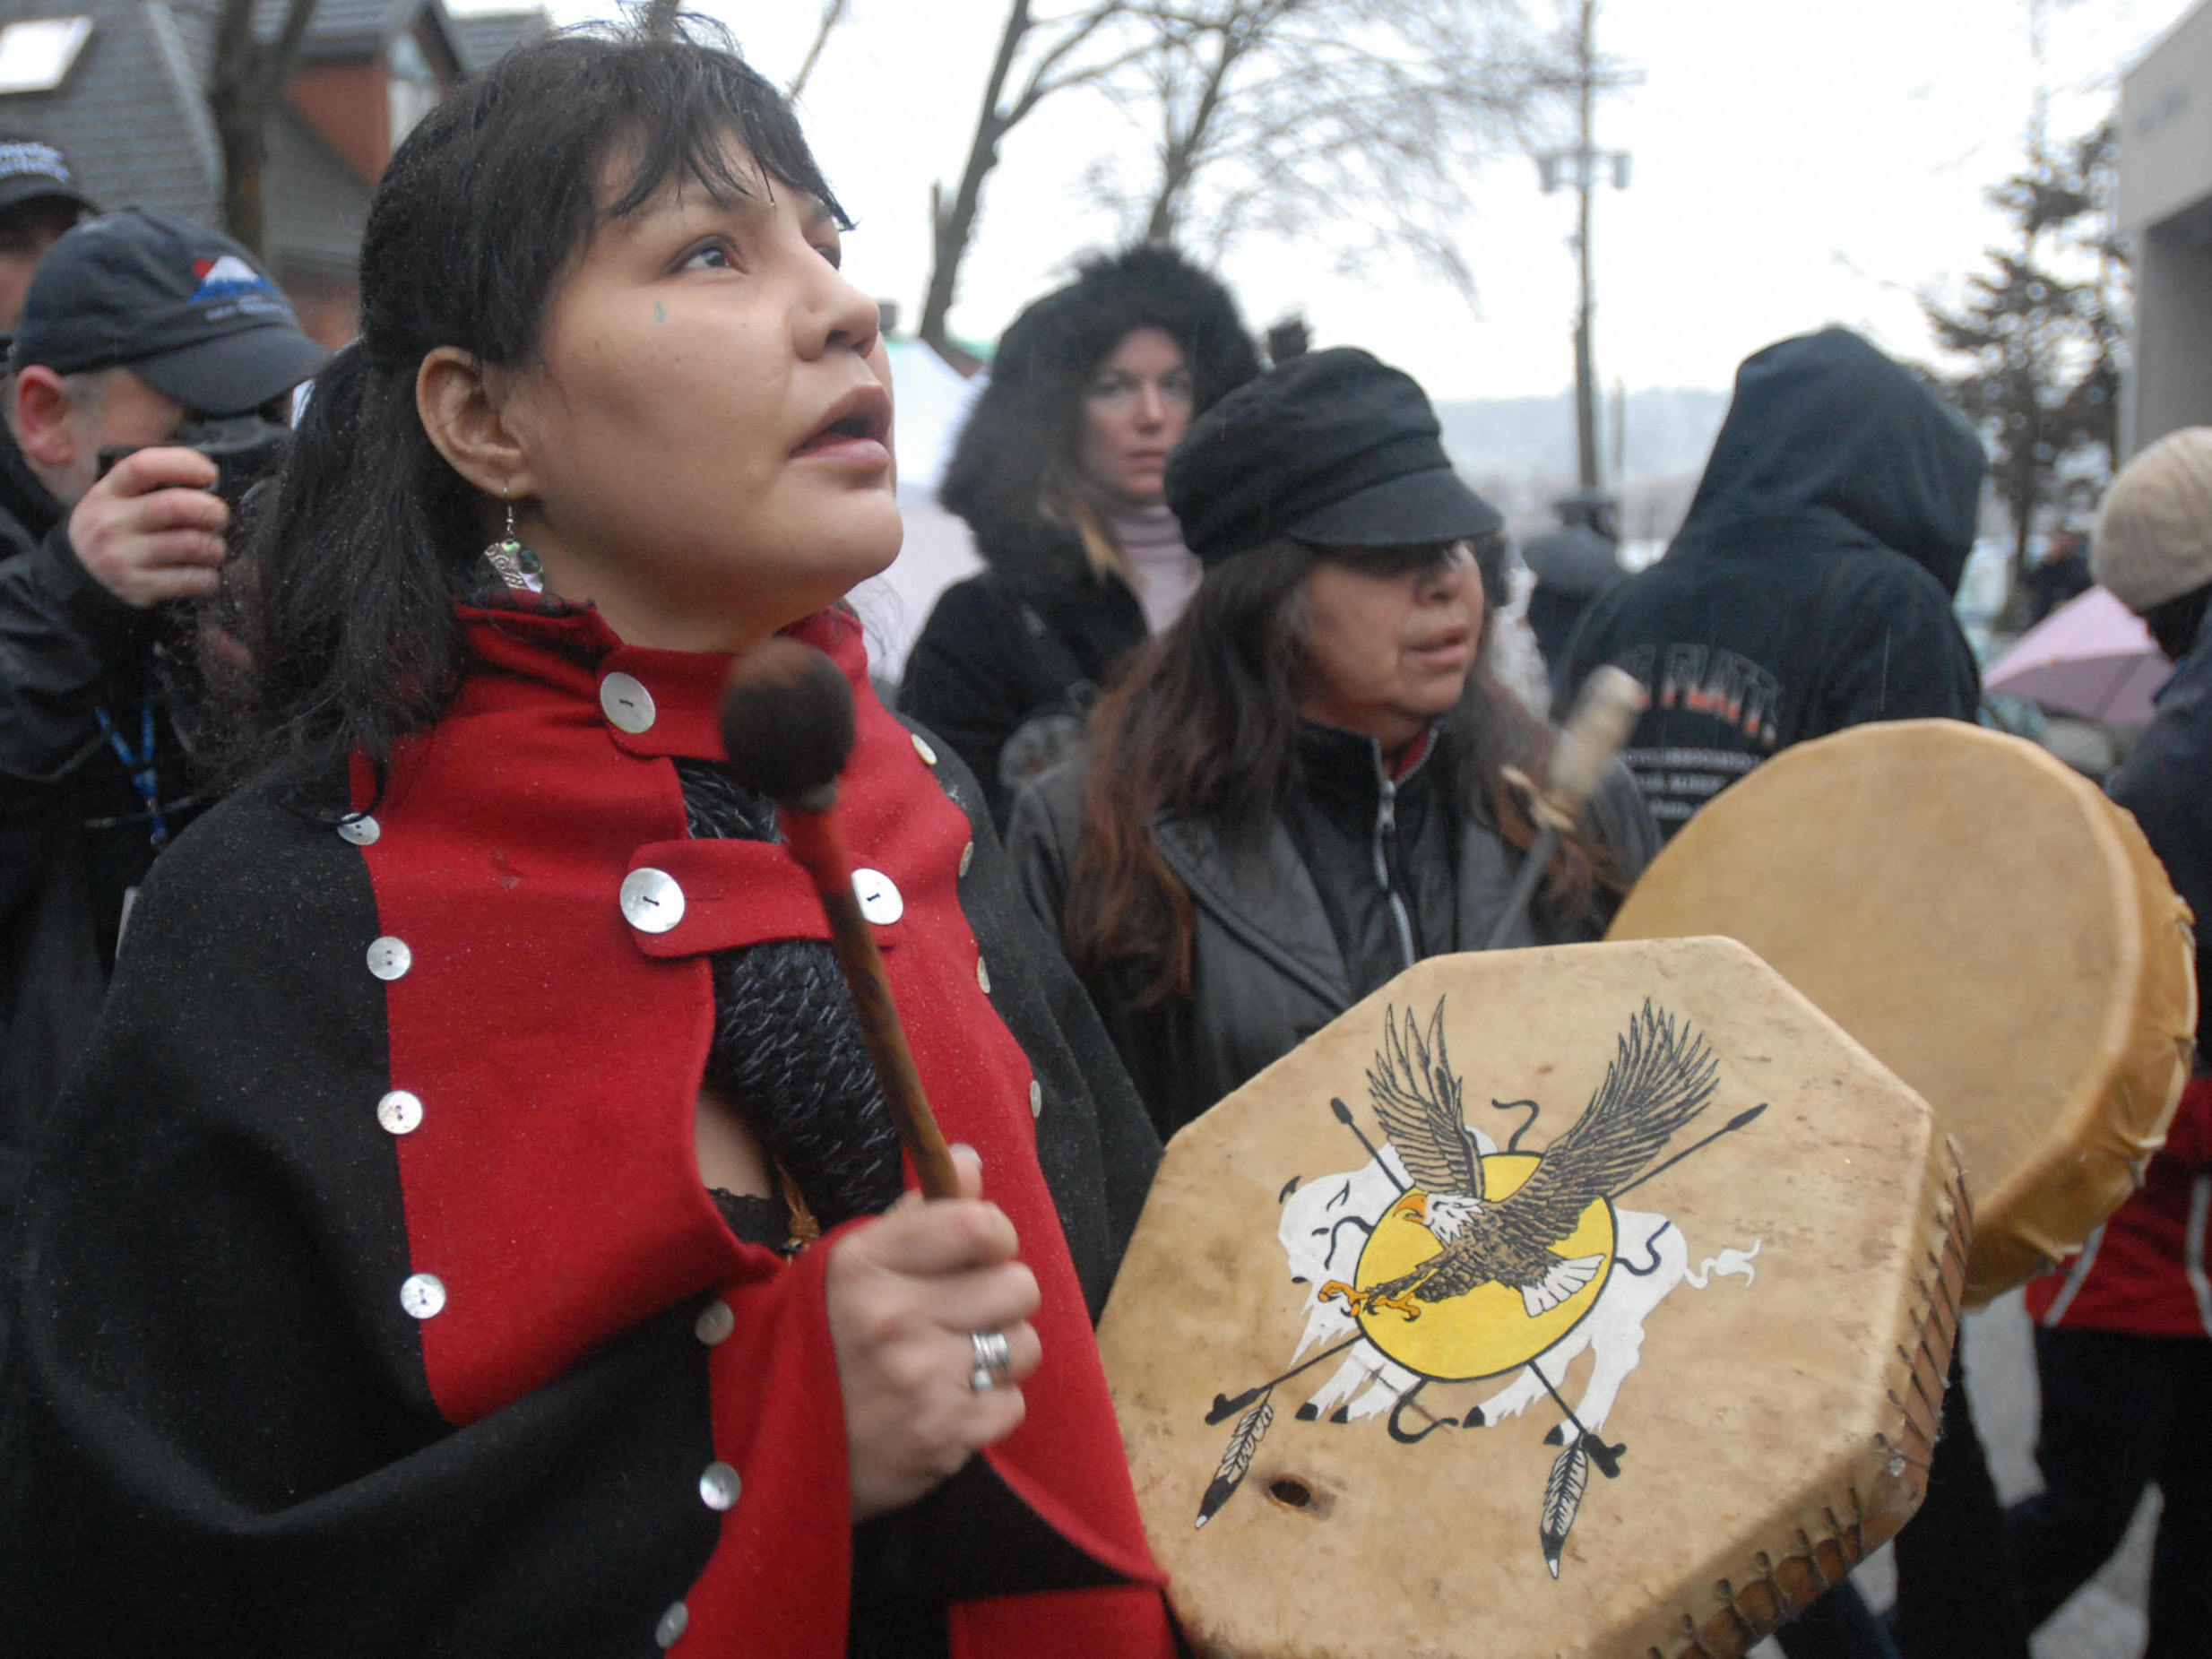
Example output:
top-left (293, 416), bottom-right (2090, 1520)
top-left (1007, 348), bottom-right (1660, 1137)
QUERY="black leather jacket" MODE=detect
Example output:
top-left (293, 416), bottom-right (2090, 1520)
top-left (0, 441), bottom-right (205, 1241)
top-left (1006, 722), bottom-right (1660, 1138)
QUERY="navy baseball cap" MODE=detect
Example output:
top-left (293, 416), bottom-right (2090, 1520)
top-left (0, 135), bottom-right (94, 220)
top-left (9, 206), bottom-right (327, 414)
top-left (1166, 347), bottom-right (1502, 567)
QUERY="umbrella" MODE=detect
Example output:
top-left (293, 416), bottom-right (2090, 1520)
top-left (1983, 585), bottom-right (2173, 724)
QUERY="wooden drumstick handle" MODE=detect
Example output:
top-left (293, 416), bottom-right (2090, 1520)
top-left (1483, 666), bottom-right (1650, 951)
top-left (721, 639), bottom-right (963, 1201)
top-left (1536, 665), bottom-right (1647, 829)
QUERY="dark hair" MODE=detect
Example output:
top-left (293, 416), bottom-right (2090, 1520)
top-left (1062, 534), bottom-right (1612, 1006)
top-left (2144, 582), bottom-right (2212, 664)
top-left (210, 25), bottom-right (846, 792)
top-left (937, 245), bottom-right (1259, 585)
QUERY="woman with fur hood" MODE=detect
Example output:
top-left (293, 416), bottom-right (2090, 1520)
top-left (901, 246), bottom-right (1260, 825)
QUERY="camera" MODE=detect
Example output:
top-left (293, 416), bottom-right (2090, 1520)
top-left (96, 410), bottom-right (291, 514)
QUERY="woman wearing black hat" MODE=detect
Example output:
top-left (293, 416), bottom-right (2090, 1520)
top-left (1007, 348), bottom-right (1660, 1137)
top-left (900, 246), bottom-right (1260, 826)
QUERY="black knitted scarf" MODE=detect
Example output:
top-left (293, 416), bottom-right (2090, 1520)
top-left (674, 760), bottom-right (904, 1231)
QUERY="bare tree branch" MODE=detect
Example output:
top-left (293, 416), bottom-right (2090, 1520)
top-left (787, 0), bottom-right (851, 100)
top-left (1082, 0), bottom-right (1548, 300)
top-left (208, 0), bottom-right (323, 255)
top-left (919, 0), bottom-right (1145, 353)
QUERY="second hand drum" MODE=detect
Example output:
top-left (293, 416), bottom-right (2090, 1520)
top-left (1099, 937), bottom-right (1966, 1659)
top-left (1606, 718), bottom-right (2196, 1304)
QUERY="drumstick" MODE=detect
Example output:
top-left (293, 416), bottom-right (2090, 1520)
top-left (1482, 666), bottom-right (1648, 951)
top-left (720, 638), bottom-right (963, 1201)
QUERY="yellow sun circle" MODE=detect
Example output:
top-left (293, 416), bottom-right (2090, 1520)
top-left (1352, 1153), bottom-right (1616, 1382)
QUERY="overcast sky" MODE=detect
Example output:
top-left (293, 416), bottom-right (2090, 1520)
top-left (488, 0), bottom-right (2199, 401)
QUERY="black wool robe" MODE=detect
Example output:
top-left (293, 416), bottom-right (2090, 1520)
top-left (1, 603), bottom-right (1173, 1657)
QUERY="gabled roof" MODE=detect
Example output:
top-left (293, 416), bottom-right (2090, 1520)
top-left (0, 0), bottom-right (221, 228)
top-left (264, 105), bottom-right (369, 274)
top-left (0, 0), bottom-right (375, 279)
top-left (449, 8), bottom-right (549, 75)
top-left (250, 0), bottom-right (462, 69)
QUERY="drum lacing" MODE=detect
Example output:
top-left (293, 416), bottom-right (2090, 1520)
top-left (1672, 1609), bottom-right (1722, 1659)
top-left (1749, 1552), bottom-right (1791, 1628)
top-left (1793, 1526), bottom-right (1836, 1592)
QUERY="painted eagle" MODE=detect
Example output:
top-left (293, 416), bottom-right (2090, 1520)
top-left (1326, 998), bottom-right (1719, 1321)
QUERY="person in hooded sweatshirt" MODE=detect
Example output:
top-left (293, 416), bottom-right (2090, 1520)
top-left (1555, 326), bottom-right (1985, 840)
top-left (901, 246), bottom-right (1260, 826)
top-left (1560, 328), bottom-right (2018, 1659)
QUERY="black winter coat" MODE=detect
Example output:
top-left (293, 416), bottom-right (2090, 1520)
top-left (1007, 727), bottom-right (1659, 1138)
top-left (1556, 328), bottom-right (1987, 838)
top-left (901, 246), bottom-right (1258, 828)
top-left (2110, 601), bottom-right (2212, 1058)
top-left (901, 564), bottom-right (1147, 828)
top-left (0, 436), bottom-right (204, 1244)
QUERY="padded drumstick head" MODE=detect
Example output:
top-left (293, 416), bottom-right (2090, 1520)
top-left (720, 637), bottom-right (856, 805)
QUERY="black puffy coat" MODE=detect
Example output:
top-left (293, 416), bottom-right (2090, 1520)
top-left (1556, 327), bottom-right (1987, 838)
top-left (901, 246), bottom-right (1259, 826)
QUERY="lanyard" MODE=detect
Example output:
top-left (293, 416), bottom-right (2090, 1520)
top-left (94, 694), bottom-right (168, 849)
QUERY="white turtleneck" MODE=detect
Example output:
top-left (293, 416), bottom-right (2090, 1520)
top-left (1107, 499), bottom-right (1203, 635)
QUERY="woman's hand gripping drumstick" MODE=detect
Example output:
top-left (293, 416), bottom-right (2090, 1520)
top-left (721, 639), bottom-right (1036, 1519)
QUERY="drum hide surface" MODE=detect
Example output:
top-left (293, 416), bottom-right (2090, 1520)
top-left (1099, 938), bottom-right (1964, 1659)
top-left (1608, 720), bottom-right (2194, 1303)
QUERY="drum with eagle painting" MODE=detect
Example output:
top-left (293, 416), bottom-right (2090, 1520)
top-left (1097, 937), bottom-right (1967, 1659)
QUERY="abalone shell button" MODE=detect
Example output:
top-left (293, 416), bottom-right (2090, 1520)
top-left (599, 671), bottom-right (656, 734)
top-left (620, 868), bottom-right (685, 933)
top-left (698, 1461), bottom-right (741, 1511)
top-left (694, 1298), bottom-right (735, 1345)
top-left (852, 868), bottom-right (903, 925)
top-left (655, 1602), bottom-right (689, 1649)
top-left (377, 1090), bottom-right (423, 1136)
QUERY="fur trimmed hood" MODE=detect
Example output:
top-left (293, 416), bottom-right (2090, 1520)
top-left (939, 245), bottom-right (1259, 592)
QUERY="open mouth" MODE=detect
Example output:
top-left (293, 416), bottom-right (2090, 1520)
top-left (794, 385), bottom-right (893, 456)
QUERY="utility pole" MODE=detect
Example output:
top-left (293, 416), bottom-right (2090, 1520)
top-left (1536, 0), bottom-right (1631, 490)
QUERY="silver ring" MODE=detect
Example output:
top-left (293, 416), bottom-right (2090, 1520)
top-left (969, 1327), bottom-right (1012, 1393)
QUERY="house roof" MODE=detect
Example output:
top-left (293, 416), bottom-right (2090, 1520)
top-left (250, 0), bottom-right (460, 65)
top-left (0, 0), bottom-right (222, 229)
top-left (448, 8), bottom-right (550, 74)
top-left (264, 105), bottom-right (370, 275)
top-left (0, 0), bottom-right (376, 279)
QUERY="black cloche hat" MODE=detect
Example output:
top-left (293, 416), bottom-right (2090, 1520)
top-left (1165, 346), bottom-right (1502, 567)
top-left (9, 207), bottom-right (328, 415)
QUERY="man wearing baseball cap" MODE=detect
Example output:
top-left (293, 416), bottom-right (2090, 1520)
top-left (0, 134), bottom-right (95, 335)
top-left (0, 206), bottom-right (327, 1251)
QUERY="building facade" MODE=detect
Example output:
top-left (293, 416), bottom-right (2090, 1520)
top-left (2120, 0), bottom-right (2212, 454)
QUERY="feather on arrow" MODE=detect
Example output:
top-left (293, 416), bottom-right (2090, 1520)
top-left (1197, 1391), bottom-right (1274, 1528)
top-left (1540, 1435), bottom-right (1591, 1578)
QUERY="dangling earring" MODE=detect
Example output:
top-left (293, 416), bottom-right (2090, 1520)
top-left (482, 492), bottom-right (544, 593)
